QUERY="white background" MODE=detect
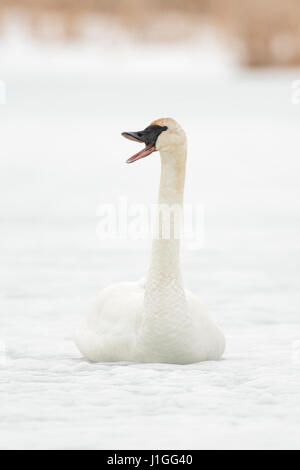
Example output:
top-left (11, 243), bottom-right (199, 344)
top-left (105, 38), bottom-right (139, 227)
top-left (0, 27), bottom-right (300, 449)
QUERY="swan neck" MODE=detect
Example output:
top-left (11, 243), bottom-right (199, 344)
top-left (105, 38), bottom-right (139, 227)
top-left (139, 144), bottom-right (189, 361)
top-left (158, 146), bottom-right (186, 207)
top-left (145, 144), bottom-right (187, 293)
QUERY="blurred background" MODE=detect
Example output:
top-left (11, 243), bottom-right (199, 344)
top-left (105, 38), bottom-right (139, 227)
top-left (1, 0), bottom-right (300, 450)
top-left (2, 0), bottom-right (300, 66)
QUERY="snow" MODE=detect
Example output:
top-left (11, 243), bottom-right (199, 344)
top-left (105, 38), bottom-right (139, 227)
top-left (0, 30), bottom-right (300, 450)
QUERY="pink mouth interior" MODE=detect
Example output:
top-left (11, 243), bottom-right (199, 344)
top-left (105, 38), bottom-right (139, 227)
top-left (126, 144), bottom-right (156, 164)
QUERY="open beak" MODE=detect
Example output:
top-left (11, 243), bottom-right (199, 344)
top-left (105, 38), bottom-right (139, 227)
top-left (122, 131), bottom-right (156, 164)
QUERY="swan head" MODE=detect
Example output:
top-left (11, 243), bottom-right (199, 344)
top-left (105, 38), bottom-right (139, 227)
top-left (122, 118), bottom-right (186, 164)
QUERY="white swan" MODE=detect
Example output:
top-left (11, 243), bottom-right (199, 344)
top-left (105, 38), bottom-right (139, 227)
top-left (75, 118), bottom-right (225, 364)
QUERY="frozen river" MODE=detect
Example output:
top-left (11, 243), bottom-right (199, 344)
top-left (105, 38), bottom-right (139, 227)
top-left (0, 34), bottom-right (300, 449)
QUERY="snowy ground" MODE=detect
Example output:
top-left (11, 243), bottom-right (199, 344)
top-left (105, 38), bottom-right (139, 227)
top-left (0, 30), bottom-right (300, 449)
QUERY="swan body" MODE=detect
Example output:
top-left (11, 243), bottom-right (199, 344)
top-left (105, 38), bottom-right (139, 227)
top-left (76, 280), bottom-right (225, 364)
top-left (75, 118), bottom-right (225, 364)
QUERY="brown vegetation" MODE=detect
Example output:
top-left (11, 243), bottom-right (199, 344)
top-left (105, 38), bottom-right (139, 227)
top-left (1, 0), bottom-right (300, 66)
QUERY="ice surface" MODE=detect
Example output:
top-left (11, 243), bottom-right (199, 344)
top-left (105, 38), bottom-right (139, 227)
top-left (0, 32), bottom-right (300, 449)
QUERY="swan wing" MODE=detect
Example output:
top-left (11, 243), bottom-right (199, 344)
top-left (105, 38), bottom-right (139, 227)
top-left (74, 281), bottom-right (144, 362)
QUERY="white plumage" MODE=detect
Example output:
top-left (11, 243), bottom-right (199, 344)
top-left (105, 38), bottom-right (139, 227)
top-left (75, 118), bottom-right (225, 364)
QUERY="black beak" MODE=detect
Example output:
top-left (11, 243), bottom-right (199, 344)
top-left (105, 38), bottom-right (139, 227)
top-left (122, 125), bottom-right (168, 164)
top-left (121, 131), bottom-right (146, 144)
